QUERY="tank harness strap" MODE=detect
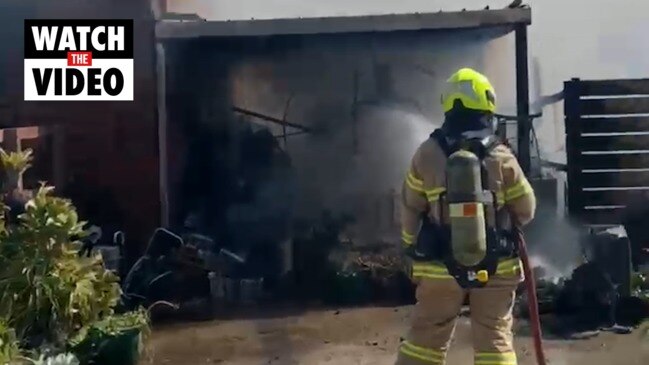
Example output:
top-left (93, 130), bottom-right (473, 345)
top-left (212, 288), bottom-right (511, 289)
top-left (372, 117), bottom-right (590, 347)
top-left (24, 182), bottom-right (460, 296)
top-left (427, 129), bottom-right (515, 288)
top-left (430, 129), bottom-right (500, 206)
top-left (430, 129), bottom-right (454, 157)
top-left (429, 129), bottom-right (500, 159)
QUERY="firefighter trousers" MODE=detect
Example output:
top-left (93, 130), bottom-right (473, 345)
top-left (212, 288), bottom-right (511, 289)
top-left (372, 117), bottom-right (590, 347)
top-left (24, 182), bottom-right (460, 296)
top-left (395, 260), bottom-right (523, 365)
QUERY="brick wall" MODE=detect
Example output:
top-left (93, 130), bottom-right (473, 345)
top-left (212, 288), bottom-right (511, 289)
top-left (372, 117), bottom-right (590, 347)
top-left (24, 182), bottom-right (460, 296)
top-left (0, 0), bottom-right (160, 254)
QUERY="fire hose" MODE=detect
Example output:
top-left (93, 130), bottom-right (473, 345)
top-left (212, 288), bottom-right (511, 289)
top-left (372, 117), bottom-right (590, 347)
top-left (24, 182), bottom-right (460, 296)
top-left (514, 226), bottom-right (547, 365)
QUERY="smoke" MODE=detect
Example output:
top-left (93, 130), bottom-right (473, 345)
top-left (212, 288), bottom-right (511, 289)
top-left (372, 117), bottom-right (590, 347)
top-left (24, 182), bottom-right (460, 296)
top-left (295, 103), bottom-right (437, 239)
top-left (270, 100), bottom-right (438, 242)
top-left (527, 0), bottom-right (649, 279)
top-left (218, 29), bottom-right (515, 243)
top-left (526, 206), bottom-right (584, 282)
top-left (529, 0), bottom-right (649, 162)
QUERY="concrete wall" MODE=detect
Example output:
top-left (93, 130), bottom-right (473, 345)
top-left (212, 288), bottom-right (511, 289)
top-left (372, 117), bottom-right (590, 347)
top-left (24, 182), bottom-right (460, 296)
top-left (0, 0), bottom-right (159, 253)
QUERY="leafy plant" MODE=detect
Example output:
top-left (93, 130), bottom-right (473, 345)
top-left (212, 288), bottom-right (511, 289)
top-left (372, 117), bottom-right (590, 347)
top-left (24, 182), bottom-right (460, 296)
top-left (69, 307), bottom-right (149, 348)
top-left (0, 149), bottom-right (33, 175)
top-left (0, 149), bottom-right (33, 193)
top-left (0, 318), bottom-right (22, 364)
top-left (0, 185), bottom-right (121, 348)
top-left (0, 150), bottom-right (149, 363)
top-left (0, 182), bottom-right (121, 356)
top-left (69, 309), bottom-right (149, 365)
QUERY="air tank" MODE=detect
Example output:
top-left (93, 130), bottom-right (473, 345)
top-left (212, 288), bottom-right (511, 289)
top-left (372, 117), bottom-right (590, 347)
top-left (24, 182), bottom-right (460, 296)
top-left (446, 149), bottom-right (487, 267)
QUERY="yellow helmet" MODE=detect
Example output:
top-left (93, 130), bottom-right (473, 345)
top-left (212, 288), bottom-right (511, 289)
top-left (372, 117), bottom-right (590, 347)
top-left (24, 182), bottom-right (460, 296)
top-left (441, 68), bottom-right (496, 114)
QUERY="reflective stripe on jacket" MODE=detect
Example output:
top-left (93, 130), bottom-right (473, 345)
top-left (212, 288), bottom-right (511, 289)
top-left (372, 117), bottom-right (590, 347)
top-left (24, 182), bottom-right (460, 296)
top-left (411, 258), bottom-right (522, 280)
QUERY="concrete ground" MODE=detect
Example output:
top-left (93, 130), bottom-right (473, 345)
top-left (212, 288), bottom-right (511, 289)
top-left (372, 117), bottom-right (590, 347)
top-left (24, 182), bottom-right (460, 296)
top-left (144, 306), bottom-right (649, 365)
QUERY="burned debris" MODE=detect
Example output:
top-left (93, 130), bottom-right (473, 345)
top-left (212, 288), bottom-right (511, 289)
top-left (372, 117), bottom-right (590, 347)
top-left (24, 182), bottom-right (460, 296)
top-left (516, 224), bottom-right (649, 338)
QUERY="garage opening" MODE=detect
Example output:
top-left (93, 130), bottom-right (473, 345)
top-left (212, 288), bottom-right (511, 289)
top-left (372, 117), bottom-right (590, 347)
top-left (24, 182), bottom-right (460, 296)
top-left (156, 9), bottom-right (531, 303)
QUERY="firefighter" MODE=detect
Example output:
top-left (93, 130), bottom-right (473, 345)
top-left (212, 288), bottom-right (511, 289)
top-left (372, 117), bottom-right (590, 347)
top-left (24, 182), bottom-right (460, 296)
top-left (396, 68), bottom-right (536, 365)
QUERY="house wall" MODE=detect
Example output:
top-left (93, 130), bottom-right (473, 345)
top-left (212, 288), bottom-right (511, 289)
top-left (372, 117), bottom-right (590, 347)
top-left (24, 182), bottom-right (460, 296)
top-left (0, 0), bottom-right (159, 254)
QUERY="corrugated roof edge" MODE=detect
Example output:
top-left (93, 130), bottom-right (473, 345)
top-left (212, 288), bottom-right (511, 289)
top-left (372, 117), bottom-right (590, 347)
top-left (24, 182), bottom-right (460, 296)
top-left (156, 7), bottom-right (531, 39)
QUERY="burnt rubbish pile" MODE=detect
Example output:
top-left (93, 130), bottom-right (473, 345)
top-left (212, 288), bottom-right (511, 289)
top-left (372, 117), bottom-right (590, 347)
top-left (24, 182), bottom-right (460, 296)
top-left (291, 211), bottom-right (415, 306)
top-left (515, 225), bottom-right (649, 338)
top-left (173, 120), bottom-right (414, 309)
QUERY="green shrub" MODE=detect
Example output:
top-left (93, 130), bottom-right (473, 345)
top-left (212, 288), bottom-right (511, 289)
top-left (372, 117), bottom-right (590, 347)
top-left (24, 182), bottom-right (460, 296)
top-left (0, 185), bottom-right (122, 347)
top-left (0, 149), bottom-right (32, 175)
top-left (0, 318), bottom-right (22, 364)
top-left (69, 309), bottom-right (150, 365)
top-left (0, 148), bottom-right (134, 361)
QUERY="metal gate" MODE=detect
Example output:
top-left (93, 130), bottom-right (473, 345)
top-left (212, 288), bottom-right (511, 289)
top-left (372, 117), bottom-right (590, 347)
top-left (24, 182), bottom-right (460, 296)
top-left (564, 78), bottom-right (649, 226)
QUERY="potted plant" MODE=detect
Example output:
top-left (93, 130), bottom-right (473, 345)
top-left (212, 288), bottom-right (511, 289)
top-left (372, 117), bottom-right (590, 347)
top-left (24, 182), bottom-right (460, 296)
top-left (69, 309), bottom-right (149, 365)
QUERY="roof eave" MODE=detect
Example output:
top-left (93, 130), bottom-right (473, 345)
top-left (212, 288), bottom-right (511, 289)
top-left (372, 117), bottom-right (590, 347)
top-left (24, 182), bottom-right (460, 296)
top-left (156, 7), bottom-right (531, 40)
